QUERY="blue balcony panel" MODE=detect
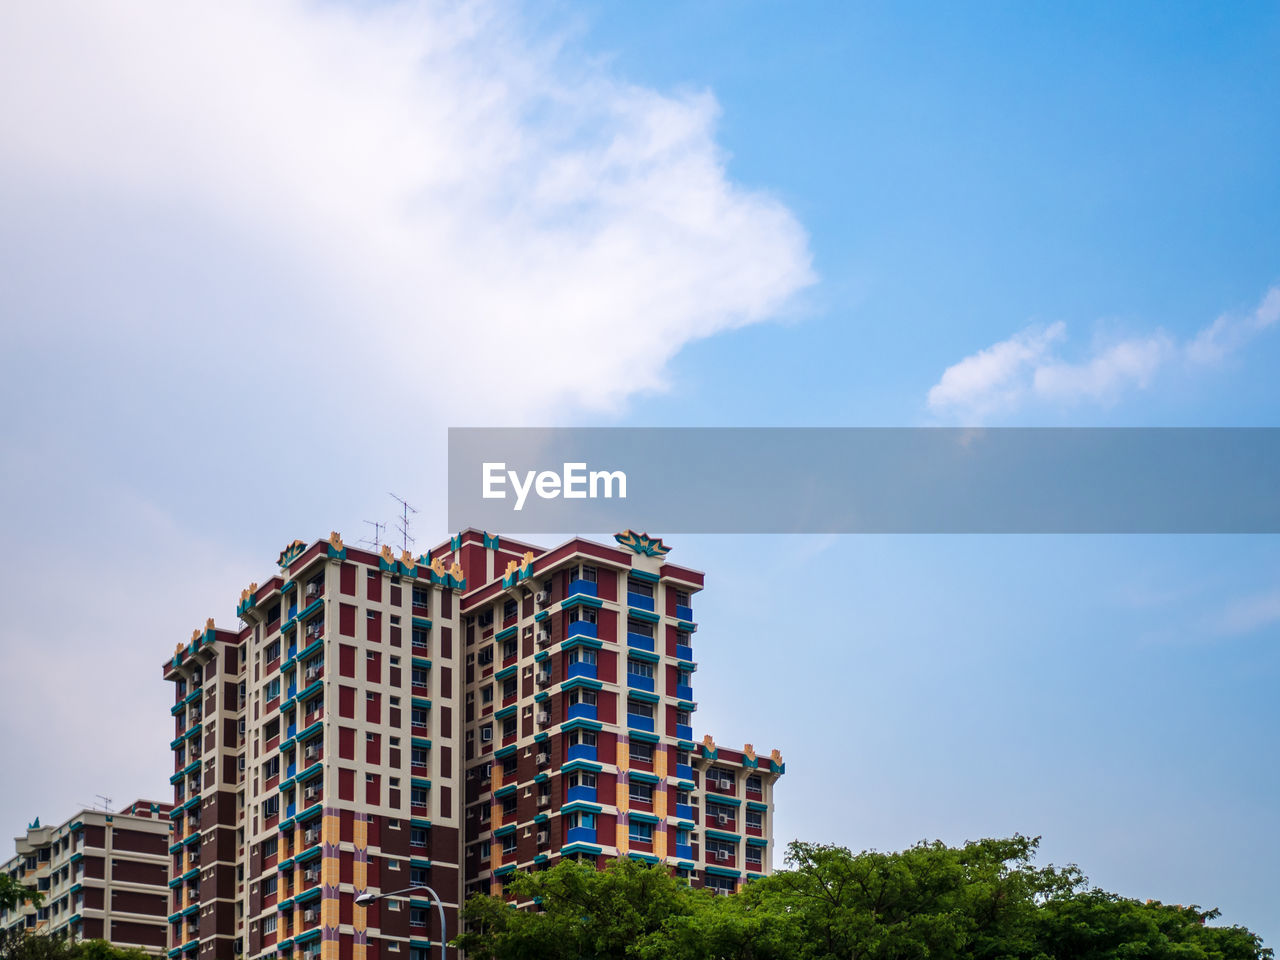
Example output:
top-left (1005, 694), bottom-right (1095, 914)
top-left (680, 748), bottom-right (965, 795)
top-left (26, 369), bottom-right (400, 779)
top-left (566, 703), bottom-right (598, 722)
top-left (676, 724), bottom-right (694, 740)
top-left (626, 592), bottom-right (655, 612)
top-left (566, 785), bottom-right (598, 804)
top-left (626, 714), bottom-right (655, 733)
top-left (675, 644), bottom-right (694, 661)
top-left (566, 826), bottom-right (597, 845)
top-left (567, 620), bottom-right (598, 640)
top-left (566, 743), bottom-right (598, 762)
top-left (626, 674), bottom-right (655, 692)
top-left (675, 843), bottom-right (694, 859)
top-left (675, 803), bottom-right (695, 819)
top-left (675, 763), bottom-right (693, 780)
top-left (676, 684), bottom-right (695, 701)
top-left (566, 661), bottom-right (598, 681)
top-left (676, 604), bottom-right (694, 621)
top-left (567, 579), bottom-right (598, 598)
top-left (627, 633), bottom-right (655, 653)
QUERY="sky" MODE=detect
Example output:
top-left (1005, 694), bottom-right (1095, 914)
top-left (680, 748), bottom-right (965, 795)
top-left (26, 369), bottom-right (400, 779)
top-left (2, 0), bottom-right (1278, 944)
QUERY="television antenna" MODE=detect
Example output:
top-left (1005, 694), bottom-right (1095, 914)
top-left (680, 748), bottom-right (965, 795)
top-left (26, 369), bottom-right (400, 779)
top-left (390, 493), bottom-right (418, 553)
top-left (359, 520), bottom-right (386, 550)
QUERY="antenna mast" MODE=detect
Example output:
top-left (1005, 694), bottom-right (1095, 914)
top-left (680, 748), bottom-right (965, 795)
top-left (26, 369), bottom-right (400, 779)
top-left (390, 493), bottom-right (418, 553)
top-left (359, 520), bottom-right (386, 550)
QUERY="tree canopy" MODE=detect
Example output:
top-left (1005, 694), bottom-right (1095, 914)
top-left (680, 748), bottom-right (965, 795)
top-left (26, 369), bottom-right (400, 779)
top-left (454, 836), bottom-right (1271, 960)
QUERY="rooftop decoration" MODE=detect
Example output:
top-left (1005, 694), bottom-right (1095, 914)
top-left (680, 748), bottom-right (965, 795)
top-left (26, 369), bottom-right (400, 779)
top-left (278, 539), bottom-right (307, 569)
top-left (614, 530), bottom-right (671, 558)
top-left (326, 531), bottom-right (346, 560)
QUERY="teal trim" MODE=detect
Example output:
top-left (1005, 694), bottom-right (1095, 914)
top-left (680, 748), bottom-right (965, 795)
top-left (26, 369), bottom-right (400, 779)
top-left (674, 860), bottom-right (696, 870)
top-left (705, 795), bottom-right (742, 807)
top-left (704, 865), bottom-right (741, 879)
top-left (560, 841), bottom-right (603, 856)
top-left (294, 845), bottom-right (322, 864)
top-left (493, 784), bottom-right (517, 799)
top-left (534, 610), bottom-right (549, 621)
top-left (411, 696), bottom-right (432, 709)
top-left (560, 717), bottom-right (602, 733)
top-left (628, 569), bottom-right (660, 583)
top-left (296, 762), bottom-right (323, 784)
top-left (745, 837), bottom-right (768, 847)
top-left (294, 887), bottom-right (322, 905)
top-left (167, 877), bottom-right (182, 889)
top-left (628, 852), bottom-right (659, 864)
top-left (410, 857), bottom-right (431, 868)
top-left (411, 777), bottom-right (432, 788)
top-left (533, 650), bottom-right (549, 662)
top-left (705, 828), bottom-right (742, 842)
top-left (628, 771), bottom-right (660, 784)
top-left (296, 597), bottom-right (323, 622)
top-left (495, 625), bottom-right (517, 641)
top-left (411, 657), bottom-right (432, 669)
top-left (677, 620), bottom-right (697, 632)
top-left (625, 689), bottom-right (660, 704)
top-left (412, 616), bottom-right (433, 630)
top-left (560, 758), bottom-right (603, 773)
top-left (560, 635), bottom-right (603, 651)
top-left (411, 737), bottom-right (432, 748)
top-left (494, 705), bottom-right (517, 720)
top-left (411, 817), bottom-right (432, 828)
top-left (559, 676), bottom-right (602, 692)
top-left (493, 744), bottom-right (517, 759)
top-left (493, 863), bottom-right (516, 877)
top-left (561, 799), bottom-right (603, 814)
top-left (560, 595), bottom-right (603, 611)
top-left (677, 739), bottom-right (697, 751)
top-left (184, 832), bottom-right (201, 846)
top-left (746, 801), bottom-right (769, 811)
top-left (494, 664), bottom-right (517, 681)
top-left (533, 853), bottom-right (549, 863)
top-left (677, 700), bottom-right (697, 711)
top-left (674, 779), bottom-right (695, 790)
top-left (293, 927), bottom-right (321, 944)
top-left (533, 812), bottom-right (549, 823)
top-left (677, 660), bottom-right (698, 671)
top-left (182, 904), bottom-right (198, 917)
top-left (168, 912), bottom-right (182, 923)
top-left (534, 731), bottom-right (549, 742)
top-left (628, 729), bottom-right (660, 744)
top-left (277, 898), bottom-right (295, 911)
top-left (626, 648), bottom-right (660, 663)
top-left (69, 852), bottom-right (83, 864)
top-left (627, 608), bottom-right (660, 623)
top-left (493, 823), bottom-right (516, 837)
top-left (628, 811), bottom-right (660, 824)
top-left (533, 772), bottom-right (549, 783)
top-left (277, 858), bottom-right (295, 872)
top-left (534, 691), bottom-right (549, 702)
top-left (281, 580), bottom-right (297, 594)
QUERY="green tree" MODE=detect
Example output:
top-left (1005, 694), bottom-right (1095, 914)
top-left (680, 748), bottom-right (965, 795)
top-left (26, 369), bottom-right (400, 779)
top-left (0, 931), bottom-right (151, 960)
top-left (0, 874), bottom-right (43, 914)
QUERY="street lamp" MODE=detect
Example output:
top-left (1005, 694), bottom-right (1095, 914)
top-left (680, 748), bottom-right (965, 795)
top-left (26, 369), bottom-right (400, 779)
top-left (353, 886), bottom-right (447, 960)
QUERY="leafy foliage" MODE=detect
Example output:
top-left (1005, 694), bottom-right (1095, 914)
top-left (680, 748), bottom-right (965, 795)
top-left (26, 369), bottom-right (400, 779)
top-left (0, 930), bottom-right (150, 960)
top-left (454, 836), bottom-right (1271, 960)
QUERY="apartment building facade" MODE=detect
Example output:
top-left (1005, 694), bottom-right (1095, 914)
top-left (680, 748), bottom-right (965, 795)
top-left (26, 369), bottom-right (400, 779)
top-left (162, 529), bottom-right (783, 960)
top-left (1, 801), bottom-right (173, 952)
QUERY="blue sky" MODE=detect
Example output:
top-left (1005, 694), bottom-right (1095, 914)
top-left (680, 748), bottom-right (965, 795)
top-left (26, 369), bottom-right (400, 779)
top-left (1, 0), bottom-right (1277, 945)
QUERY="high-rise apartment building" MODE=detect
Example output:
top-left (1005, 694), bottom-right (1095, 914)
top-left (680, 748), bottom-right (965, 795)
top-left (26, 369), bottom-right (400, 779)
top-left (162, 529), bottom-right (784, 960)
top-left (1, 801), bottom-right (173, 953)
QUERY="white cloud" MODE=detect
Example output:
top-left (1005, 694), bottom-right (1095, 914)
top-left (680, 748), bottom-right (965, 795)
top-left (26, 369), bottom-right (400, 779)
top-left (926, 322), bottom-right (1065, 416)
top-left (928, 286), bottom-right (1279, 418)
top-left (0, 0), bottom-right (813, 417)
top-left (1213, 588), bottom-right (1280, 637)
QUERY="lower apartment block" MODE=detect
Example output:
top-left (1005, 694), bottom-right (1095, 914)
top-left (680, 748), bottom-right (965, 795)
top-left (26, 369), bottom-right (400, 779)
top-left (1, 801), bottom-right (173, 953)
top-left (161, 529), bottom-right (784, 960)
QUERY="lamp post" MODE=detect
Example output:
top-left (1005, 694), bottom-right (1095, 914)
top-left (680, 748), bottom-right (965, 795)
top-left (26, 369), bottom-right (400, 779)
top-left (353, 886), bottom-right (447, 960)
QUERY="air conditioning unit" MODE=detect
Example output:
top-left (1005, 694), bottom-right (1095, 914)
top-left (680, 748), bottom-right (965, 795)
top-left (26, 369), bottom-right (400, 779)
top-left (305, 583), bottom-right (319, 598)
top-left (537, 629), bottom-right (551, 647)
top-left (305, 667), bottom-right (319, 682)
top-left (535, 591), bottom-right (549, 605)
top-left (304, 869), bottom-right (319, 884)
top-left (304, 786), bottom-right (319, 802)
top-left (716, 850), bottom-right (729, 862)
top-left (304, 745), bottom-right (318, 762)
top-left (304, 829), bottom-right (319, 845)
top-left (537, 795), bottom-right (550, 808)
top-left (717, 814), bottom-right (729, 826)
top-left (480, 728), bottom-right (493, 742)
top-left (536, 673), bottom-right (551, 688)
top-left (536, 831), bottom-right (549, 844)
top-left (535, 752), bottom-right (549, 766)
top-left (536, 712), bottom-right (550, 726)
top-left (303, 907), bottom-right (318, 922)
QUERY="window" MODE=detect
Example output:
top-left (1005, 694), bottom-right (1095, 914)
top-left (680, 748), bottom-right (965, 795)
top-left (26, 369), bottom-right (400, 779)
top-left (262, 796), bottom-right (279, 819)
top-left (568, 606), bottom-right (597, 625)
top-left (630, 741), bottom-right (653, 763)
top-left (411, 747), bottom-right (429, 767)
top-left (412, 585), bottom-right (430, 609)
top-left (627, 659), bottom-right (655, 679)
top-left (390, 655), bottom-right (401, 666)
top-left (412, 628), bottom-right (430, 649)
top-left (481, 685), bottom-right (493, 704)
top-left (263, 915), bottom-right (278, 935)
top-left (626, 578), bottom-right (653, 599)
top-left (566, 811), bottom-right (595, 830)
top-left (567, 687), bottom-right (597, 706)
top-left (628, 821), bottom-right (653, 842)
top-left (265, 640), bottom-right (281, 662)
top-left (411, 667), bottom-right (429, 686)
top-left (676, 589), bottom-right (691, 606)
top-left (411, 866), bottom-right (428, 886)
top-left (410, 828), bottom-right (428, 846)
top-left (567, 646), bottom-right (597, 665)
top-left (710, 767), bottom-right (736, 790)
top-left (567, 771), bottom-right (596, 789)
top-left (629, 781), bottom-right (654, 803)
top-left (627, 699), bottom-right (655, 720)
top-left (411, 786), bottom-right (429, 806)
top-left (746, 845), bottom-right (763, 866)
top-left (410, 907), bottom-right (429, 927)
top-left (746, 810), bottom-right (763, 830)
top-left (262, 757), bottom-right (280, 779)
top-left (568, 564), bottom-right (597, 583)
top-left (501, 637), bottom-right (517, 660)
top-left (626, 617), bottom-right (654, 638)
top-left (411, 707), bottom-right (429, 727)
top-left (503, 599), bottom-right (518, 620)
top-left (501, 716), bottom-right (517, 738)
top-left (262, 875), bottom-right (278, 897)
top-left (501, 833), bottom-right (517, 854)
top-left (676, 709), bottom-right (691, 726)
top-left (262, 838), bottom-right (278, 858)
top-left (567, 729), bottom-right (596, 747)
top-left (480, 724), bottom-right (493, 742)
top-left (478, 646), bottom-right (494, 666)
top-left (264, 678), bottom-right (281, 700)
top-left (746, 774), bottom-right (763, 792)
